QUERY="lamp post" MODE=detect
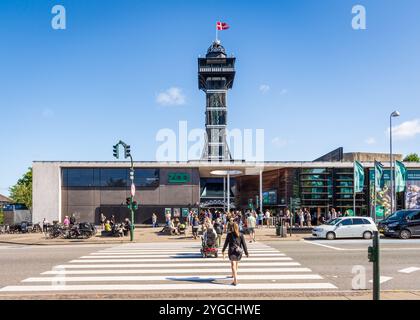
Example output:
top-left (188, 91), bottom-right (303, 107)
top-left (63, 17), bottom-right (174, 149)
top-left (113, 140), bottom-right (136, 241)
top-left (389, 111), bottom-right (400, 215)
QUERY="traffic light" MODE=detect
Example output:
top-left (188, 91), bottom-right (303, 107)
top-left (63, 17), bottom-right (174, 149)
top-left (126, 197), bottom-right (131, 209)
top-left (129, 169), bottom-right (134, 181)
top-left (132, 201), bottom-right (138, 210)
top-left (125, 145), bottom-right (131, 158)
top-left (113, 144), bottom-right (119, 159)
top-left (368, 245), bottom-right (377, 262)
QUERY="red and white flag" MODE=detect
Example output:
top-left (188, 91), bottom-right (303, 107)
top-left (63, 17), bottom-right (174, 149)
top-left (131, 182), bottom-right (136, 197)
top-left (216, 21), bottom-right (229, 30)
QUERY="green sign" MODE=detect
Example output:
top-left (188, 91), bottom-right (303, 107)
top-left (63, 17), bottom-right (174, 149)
top-left (346, 209), bottom-right (355, 216)
top-left (369, 169), bottom-right (420, 182)
top-left (375, 207), bottom-right (384, 218)
top-left (168, 173), bottom-right (190, 184)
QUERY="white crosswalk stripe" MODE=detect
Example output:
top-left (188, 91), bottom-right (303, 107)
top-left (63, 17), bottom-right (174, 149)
top-left (0, 242), bottom-right (337, 292)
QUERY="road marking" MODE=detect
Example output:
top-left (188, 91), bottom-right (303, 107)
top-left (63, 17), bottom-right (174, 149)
top-left (303, 241), bottom-right (344, 251)
top-left (72, 257), bottom-right (293, 263)
top-left (89, 252), bottom-right (284, 257)
top-left (1, 242), bottom-right (337, 293)
top-left (23, 274), bottom-right (324, 282)
top-left (398, 267), bottom-right (420, 274)
top-left (57, 262), bottom-right (302, 269)
top-left (369, 276), bottom-right (393, 284)
top-left (41, 267), bottom-right (313, 275)
top-left (97, 249), bottom-right (279, 253)
top-left (0, 282), bottom-right (337, 292)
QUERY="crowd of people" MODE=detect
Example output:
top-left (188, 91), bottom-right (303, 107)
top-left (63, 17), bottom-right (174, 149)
top-left (283, 207), bottom-right (354, 228)
top-left (157, 206), bottom-right (355, 239)
top-left (158, 208), bottom-right (273, 244)
top-left (99, 213), bottom-right (132, 237)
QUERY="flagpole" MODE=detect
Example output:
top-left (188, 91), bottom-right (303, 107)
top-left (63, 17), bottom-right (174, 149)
top-left (353, 162), bottom-right (356, 216)
top-left (374, 161), bottom-right (377, 222)
top-left (394, 160), bottom-right (398, 213)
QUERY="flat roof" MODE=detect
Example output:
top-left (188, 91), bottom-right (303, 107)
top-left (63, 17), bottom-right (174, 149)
top-left (32, 160), bottom-right (420, 169)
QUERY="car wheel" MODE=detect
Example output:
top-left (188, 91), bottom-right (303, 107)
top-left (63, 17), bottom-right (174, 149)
top-left (363, 231), bottom-right (372, 239)
top-left (326, 232), bottom-right (336, 240)
top-left (399, 229), bottom-right (411, 240)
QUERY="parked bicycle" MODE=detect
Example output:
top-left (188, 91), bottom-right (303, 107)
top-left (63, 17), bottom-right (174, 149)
top-left (66, 222), bottom-right (97, 239)
top-left (47, 223), bottom-right (67, 239)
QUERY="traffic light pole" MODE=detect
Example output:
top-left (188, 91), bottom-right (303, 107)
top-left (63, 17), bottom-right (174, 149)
top-left (128, 154), bottom-right (134, 242)
top-left (113, 141), bottom-right (136, 242)
top-left (129, 194), bottom-right (134, 242)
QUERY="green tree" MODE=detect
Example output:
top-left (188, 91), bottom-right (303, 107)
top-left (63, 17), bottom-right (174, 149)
top-left (9, 167), bottom-right (32, 209)
top-left (404, 153), bottom-right (420, 162)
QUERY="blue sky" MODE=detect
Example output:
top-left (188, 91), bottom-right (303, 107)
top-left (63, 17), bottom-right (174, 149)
top-left (1, 0), bottom-right (420, 195)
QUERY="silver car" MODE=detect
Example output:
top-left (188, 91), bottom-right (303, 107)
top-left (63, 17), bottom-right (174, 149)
top-left (312, 217), bottom-right (378, 240)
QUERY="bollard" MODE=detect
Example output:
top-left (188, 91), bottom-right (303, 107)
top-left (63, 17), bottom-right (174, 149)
top-left (368, 231), bottom-right (380, 300)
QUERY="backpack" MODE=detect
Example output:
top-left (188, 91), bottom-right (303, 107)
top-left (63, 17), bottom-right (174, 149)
top-left (231, 234), bottom-right (243, 256)
top-left (214, 223), bottom-right (223, 235)
top-left (206, 230), bottom-right (216, 245)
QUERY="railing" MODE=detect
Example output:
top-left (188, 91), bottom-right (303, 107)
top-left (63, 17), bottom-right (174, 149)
top-left (199, 67), bottom-right (235, 72)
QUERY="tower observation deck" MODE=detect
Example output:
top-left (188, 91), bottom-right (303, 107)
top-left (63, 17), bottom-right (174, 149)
top-left (198, 40), bottom-right (236, 161)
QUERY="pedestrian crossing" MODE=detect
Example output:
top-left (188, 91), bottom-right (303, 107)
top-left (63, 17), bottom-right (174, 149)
top-left (0, 242), bottom-right (337, 292)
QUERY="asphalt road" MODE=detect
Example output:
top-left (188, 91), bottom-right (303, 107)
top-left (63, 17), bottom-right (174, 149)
top-left (0, 238), bottom-right (419, 299)
top-left (268, 238), bottom-right (420, 291)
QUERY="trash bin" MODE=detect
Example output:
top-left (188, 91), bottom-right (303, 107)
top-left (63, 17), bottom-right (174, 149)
top-left (276, 217), bottom-right (287, 237)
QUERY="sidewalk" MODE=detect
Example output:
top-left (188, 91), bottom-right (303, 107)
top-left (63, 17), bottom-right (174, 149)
top-left (1, 290), bottom-right (420, 300)
top-left (0, 226), bottom-right (307, 246)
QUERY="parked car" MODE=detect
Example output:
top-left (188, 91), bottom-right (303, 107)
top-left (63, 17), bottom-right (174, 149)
top-left (312, 217), bottom-right (378, 240)
top-left (377, 209), bottom-right (420, 239)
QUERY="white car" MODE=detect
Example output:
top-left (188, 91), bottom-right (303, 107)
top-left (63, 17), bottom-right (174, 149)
top-left (312, 217), bottom-right (378, 240)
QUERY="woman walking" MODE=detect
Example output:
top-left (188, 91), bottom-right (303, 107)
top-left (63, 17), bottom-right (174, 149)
top-left (192, 215), bottom-right (200, 240)
top-left (222, 222), bottom-right (249, 286)
top-left (152, 213), bottom-right (158, 228)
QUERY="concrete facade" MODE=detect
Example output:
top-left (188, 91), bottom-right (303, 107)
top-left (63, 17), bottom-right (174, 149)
top-left (32, 160), bottom-right (420, 224)
top-left (32, 162), bottom-right (61, 224)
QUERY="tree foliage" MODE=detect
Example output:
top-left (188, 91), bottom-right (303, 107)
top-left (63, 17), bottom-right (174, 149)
top-left (9, 167), bottom-right (32, 209)
top-left (404, 153), bottom-right (420, 162)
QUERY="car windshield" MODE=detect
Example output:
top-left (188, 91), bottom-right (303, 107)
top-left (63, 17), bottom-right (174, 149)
top-left (386, 210), bottom-right (409, 221)
top-left (326, 218), bottom-right (342, 225)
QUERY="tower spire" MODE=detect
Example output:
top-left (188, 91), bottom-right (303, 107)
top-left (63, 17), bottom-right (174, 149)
top-left (198, 40), bottom-right (236, 161)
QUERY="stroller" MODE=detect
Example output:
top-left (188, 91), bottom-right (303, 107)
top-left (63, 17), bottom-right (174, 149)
top-left (200, 228), bottom-right (218, 258)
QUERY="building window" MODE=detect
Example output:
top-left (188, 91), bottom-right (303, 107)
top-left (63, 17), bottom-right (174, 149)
top-left (134, 169), bottom-right (160, 187)
top-left (62, 168), bottom-right (96, 187)
top-left (100, 169), bottom-right (128, 187)
top-left (62, 168), bottom-right (160, 188)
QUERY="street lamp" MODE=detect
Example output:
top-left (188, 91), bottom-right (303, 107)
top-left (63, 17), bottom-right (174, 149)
top-left (389, 110), bottom-right (400, 215)
top-left (113, 140), bottom-right (136, 241)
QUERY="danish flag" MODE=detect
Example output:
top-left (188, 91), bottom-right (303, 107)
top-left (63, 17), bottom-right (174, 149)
top-left (216, 21), bottom-right (229, 30)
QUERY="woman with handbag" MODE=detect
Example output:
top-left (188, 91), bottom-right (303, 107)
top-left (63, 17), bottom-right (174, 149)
top-left (222, 222), bottom-right (249, 286)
